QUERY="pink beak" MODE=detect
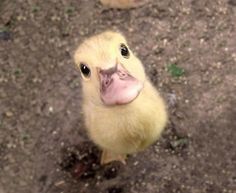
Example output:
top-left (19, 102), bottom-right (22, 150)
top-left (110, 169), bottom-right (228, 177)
top-left (97, 63), bottom-right (143, 106)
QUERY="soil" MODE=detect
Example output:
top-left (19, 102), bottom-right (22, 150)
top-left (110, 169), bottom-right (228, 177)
top-left (0, 0), bottom-right (236, 193)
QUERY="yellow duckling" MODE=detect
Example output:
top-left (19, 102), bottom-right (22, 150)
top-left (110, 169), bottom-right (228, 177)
top-left (74, 31), bottom-right (168, 164)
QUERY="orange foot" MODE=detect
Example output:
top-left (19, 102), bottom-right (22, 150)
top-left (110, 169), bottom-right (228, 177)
top-left (100, 0), bottom-right (148, 9)
top-left (100, 150), bottom-right (127, 165)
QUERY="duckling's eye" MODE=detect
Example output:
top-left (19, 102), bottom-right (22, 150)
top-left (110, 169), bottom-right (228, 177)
top-left (80, 63), bottom-right (91, 78)
top-left (120, 43), bottom-right (130, 58)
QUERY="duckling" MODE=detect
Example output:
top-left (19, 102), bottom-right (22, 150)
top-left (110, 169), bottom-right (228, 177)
top-left (74, 31), bottom-right (168, 164)
top-left (100, 0), bottom-right (148, 9)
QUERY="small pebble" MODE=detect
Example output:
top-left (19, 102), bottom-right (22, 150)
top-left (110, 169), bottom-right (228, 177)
top-left (52, 130), bottom-right (57, 135)
top-left (49, 106), bottom-right (53, 112)
top-left (133, 161), bottom-right (139, 166)
top-left (5, 111), bottom-right (13, 117)
top-left (185, 99), bottom-right (189, 104)
top-left (55, 181), bottom-right (65, 187)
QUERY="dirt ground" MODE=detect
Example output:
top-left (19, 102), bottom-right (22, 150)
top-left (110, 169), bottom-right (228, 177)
top-left (0, 0), bottom-right (236, 193)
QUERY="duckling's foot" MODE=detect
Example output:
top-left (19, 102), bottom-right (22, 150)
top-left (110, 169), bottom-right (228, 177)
top-left (131, 0), bottom-right (149, 7)
top-left (100, 0), bottom-right (148, 9)
top-left (101, 150), bottom-right (126, 165)
top-left (126, 0), bottom-right (148, 8)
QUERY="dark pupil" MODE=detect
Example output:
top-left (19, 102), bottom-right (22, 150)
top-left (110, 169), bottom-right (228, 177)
top-left (80, 63), bottom-right (90, 77)
top-left (120, 44), bottom-right (129, 57)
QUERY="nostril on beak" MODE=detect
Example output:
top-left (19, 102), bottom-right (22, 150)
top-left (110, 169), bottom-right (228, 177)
top-left (121, 73), bottom-right (126, 77)
top-left (103, 77), bottom-right (113, 88)
top-left (118, 71), bottom-right (128, 79)
top-left (105, 80), bottom-right (109, 86)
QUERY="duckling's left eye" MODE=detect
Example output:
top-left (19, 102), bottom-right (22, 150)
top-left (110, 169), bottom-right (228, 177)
top-left (80, 63), bottom-right (91, 78)
top-left (120, 43), bottom-right (130, 58)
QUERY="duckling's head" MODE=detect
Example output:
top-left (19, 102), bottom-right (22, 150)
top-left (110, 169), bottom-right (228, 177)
top-left (74, 31), bottom-right (146, 106)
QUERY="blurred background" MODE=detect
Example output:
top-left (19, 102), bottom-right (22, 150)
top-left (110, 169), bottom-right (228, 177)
top-left (0, 0), bottom-right (235, 193)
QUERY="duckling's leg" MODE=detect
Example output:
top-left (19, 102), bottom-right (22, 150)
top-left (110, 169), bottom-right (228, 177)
top-left (101, 150), bottom-right (126, 165)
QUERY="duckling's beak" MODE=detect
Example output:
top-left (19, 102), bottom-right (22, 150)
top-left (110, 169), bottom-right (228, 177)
top-left (97, 63), bottom-right (143, 106)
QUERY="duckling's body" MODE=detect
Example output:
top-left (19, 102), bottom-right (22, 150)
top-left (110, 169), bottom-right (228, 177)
top-left (74, 31), bottom-right (167, 164)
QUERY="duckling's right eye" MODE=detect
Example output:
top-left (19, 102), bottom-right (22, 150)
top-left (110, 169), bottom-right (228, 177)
top-left (80, 63), bottom-right (91, 77)
top-left (120, 43), bottom-right (130, 58)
